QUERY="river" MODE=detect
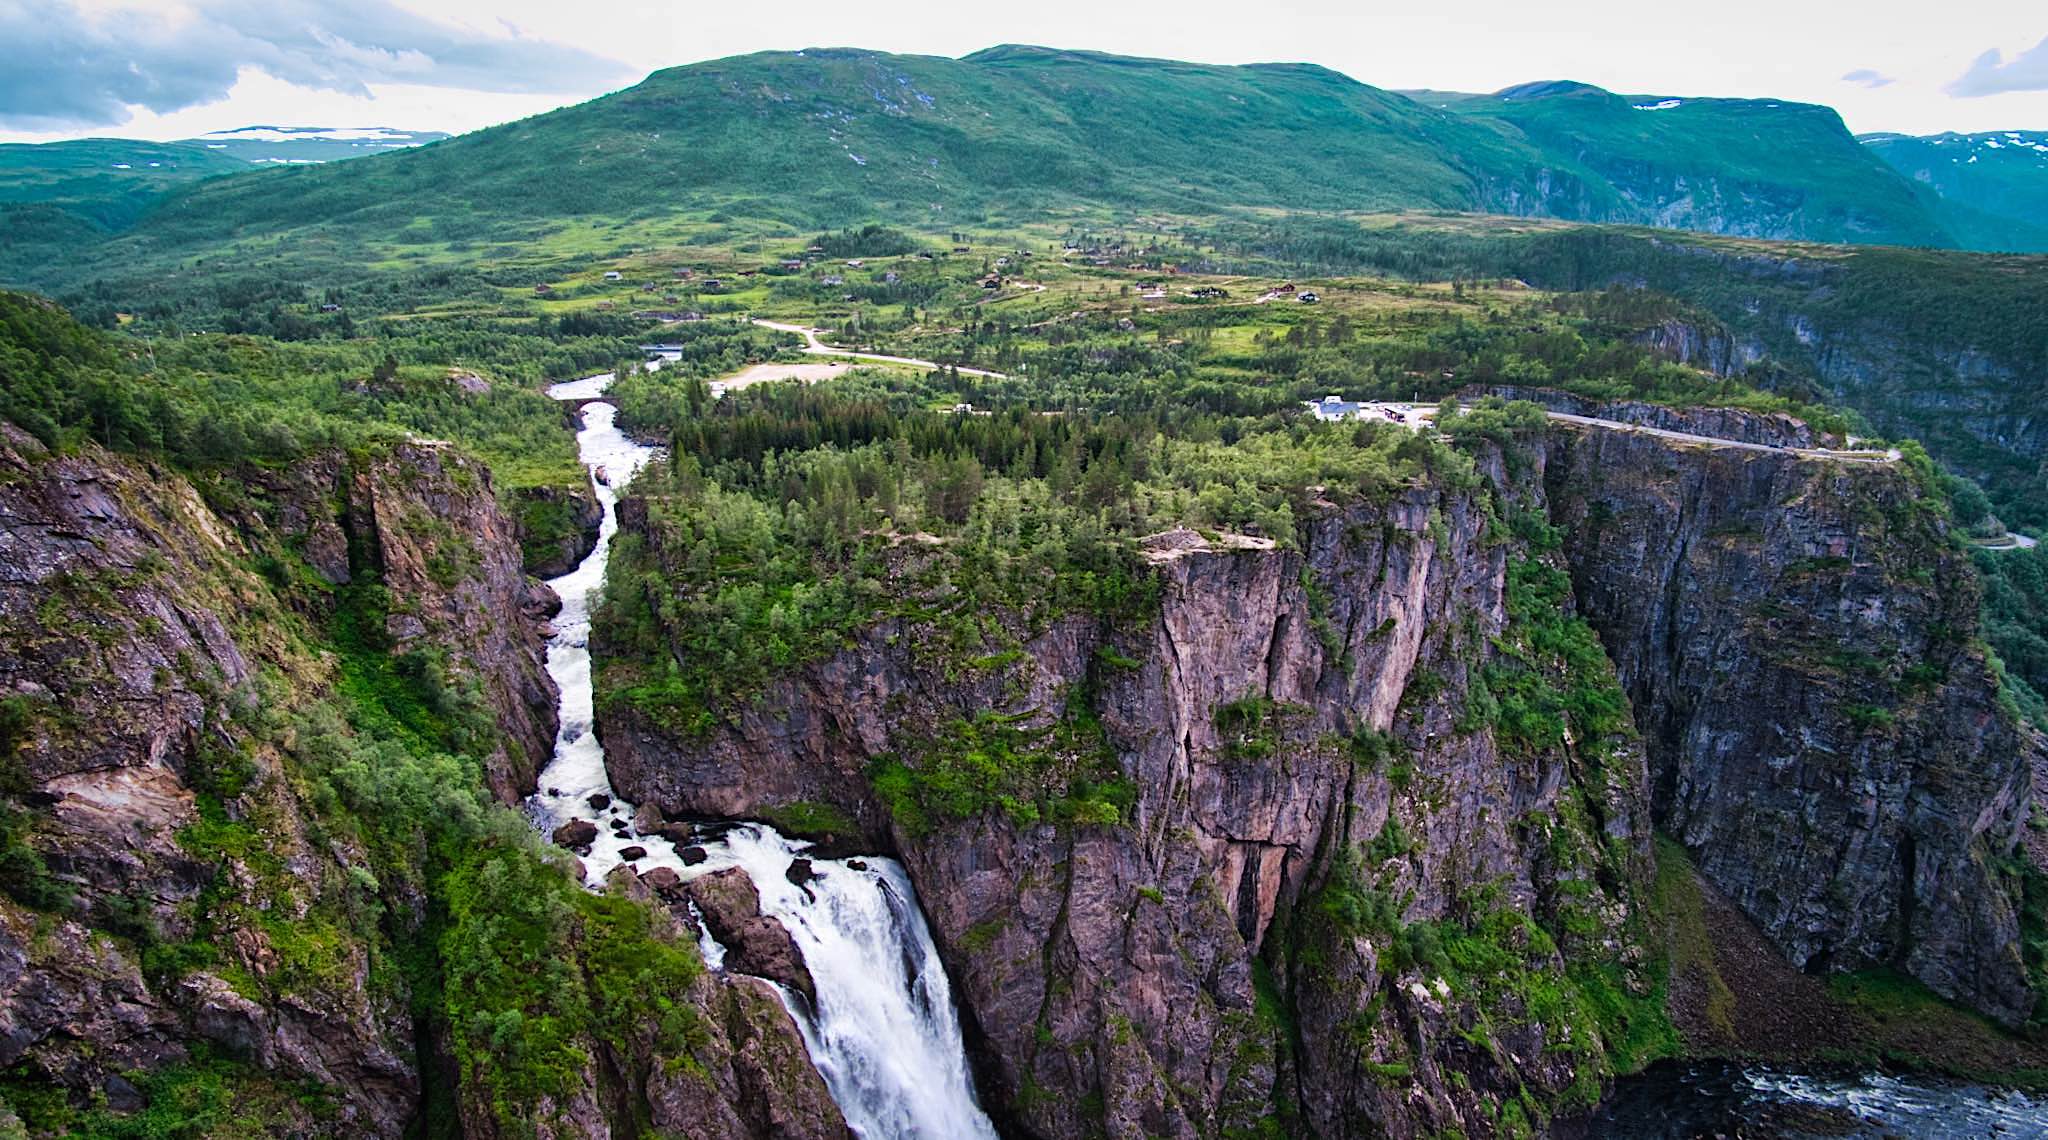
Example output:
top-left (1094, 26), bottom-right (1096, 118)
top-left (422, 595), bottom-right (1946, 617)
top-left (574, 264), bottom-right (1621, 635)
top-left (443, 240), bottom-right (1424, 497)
top-left (528, 364), bottom-right (998, 1140)
top-left (1580, 1060), bottom-right (2047, 1138)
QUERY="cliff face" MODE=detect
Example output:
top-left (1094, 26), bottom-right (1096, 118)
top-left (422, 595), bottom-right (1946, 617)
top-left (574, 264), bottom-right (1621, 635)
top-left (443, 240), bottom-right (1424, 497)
top-left (0, 425), bottom-right (837, 1137)
top-left (213, 441), bottom-right (564, 799)
top-left (0, 425), bottom-right (424, 1133)
top-left (1543, 424), bottom-right (2036, 1022)
top-left (514, 473), bottom-right (605, 580)
top-left (603, 462), bottom-right (1660, 1138)
top-left (1598, 240), bottom-right (2045, 525)
top-left (599, 413), bottom-right (2041, 1135)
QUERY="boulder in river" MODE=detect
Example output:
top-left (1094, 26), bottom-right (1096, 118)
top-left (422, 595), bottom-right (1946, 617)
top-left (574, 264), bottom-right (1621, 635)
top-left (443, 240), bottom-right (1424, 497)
top-left (587, 792), bottom-right (612, 811)
top-left (685, 868), bottom-right (815, 1003)
top-left (619, 845), bottom-right (647, 862)
top-left (633, 802), bottom-right (665, 835)
top-left (680, 846), bottom-right (708, 866)
top-left (640, 866), bottom-right (683, 895)
top-left (552, 819), bottom-right (599, 850)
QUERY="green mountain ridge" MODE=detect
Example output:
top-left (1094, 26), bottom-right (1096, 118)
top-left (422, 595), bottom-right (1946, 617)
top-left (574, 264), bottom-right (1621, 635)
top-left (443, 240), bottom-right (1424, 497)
top-left (1860, 129), bottom-right (2048, 252)
top-left (0, 138), bottom-right (248, 230)
top-left (2, 45), bottom-right (2031, 293)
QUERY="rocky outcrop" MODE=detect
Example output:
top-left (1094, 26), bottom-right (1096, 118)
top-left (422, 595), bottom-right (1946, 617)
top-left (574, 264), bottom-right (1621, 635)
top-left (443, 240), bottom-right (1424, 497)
top-left (605, 867), bottom-right (850, 1140)
top-left (514, 473), bottom-right (605, 579)
top-left (1543, 420), bottom-right (2038, 1022)
top-left (682, 869), bottom-right (816, 1004)
top-left (221, 440), bottom-right (561, 799)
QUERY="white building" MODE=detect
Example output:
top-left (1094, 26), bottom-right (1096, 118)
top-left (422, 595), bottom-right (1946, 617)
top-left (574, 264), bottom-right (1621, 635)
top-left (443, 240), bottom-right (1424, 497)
top-left (1306, 394), bottom-right (1367, 421)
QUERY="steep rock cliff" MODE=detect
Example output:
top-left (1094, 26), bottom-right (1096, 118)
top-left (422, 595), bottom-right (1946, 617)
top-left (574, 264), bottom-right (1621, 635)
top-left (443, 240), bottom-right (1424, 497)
top-left (0, 424), bottom-right (838, 1137)
top-left (0, 425), bottom-right (424, 1133)
top-left (601, 458), bottom-right (1660, 1138)
top-left (597, 412), bottom-right (2041, 1134)
top-left (205, 441), bottom-right (561, 799)
top-left (1543, 422), bottom-right (2037, 1023)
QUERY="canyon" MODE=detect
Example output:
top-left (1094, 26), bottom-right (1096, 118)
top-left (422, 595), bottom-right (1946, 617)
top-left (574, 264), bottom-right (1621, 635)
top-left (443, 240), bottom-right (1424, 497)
top-left (1, 352), bottom-right (2041, 1137)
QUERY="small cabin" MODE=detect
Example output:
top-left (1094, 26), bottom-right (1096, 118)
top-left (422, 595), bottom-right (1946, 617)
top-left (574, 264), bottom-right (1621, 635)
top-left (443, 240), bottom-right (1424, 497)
top-left (1298, 291), bottom-right (1321, 304)
top-left (603, 271), bottom-right (622, 281)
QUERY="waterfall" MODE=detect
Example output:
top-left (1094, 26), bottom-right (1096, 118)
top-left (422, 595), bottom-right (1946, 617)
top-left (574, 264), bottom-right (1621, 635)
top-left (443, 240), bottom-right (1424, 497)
top-left (688, 825), bottom-right (1000, 1140)
top-left (528, 366), bottom-right (997, 1140)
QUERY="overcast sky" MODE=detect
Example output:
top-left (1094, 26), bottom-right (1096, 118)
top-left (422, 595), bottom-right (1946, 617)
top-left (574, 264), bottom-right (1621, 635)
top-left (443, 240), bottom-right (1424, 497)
top-left (3, 0), bottom-right (2046, 144)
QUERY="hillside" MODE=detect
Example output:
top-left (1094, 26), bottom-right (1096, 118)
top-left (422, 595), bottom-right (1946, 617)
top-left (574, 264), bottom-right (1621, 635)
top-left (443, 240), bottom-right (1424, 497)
top-left (1418, 81), bottom-right (1952, 247)
top-left (0, 128), bottom-right (450, 284)
top-left (0, 138), bottom-right (247, 229)
top-left (1861, 130), bottom-right (2048, 252)
top-left (0, 46), bottom-right (1981, 293)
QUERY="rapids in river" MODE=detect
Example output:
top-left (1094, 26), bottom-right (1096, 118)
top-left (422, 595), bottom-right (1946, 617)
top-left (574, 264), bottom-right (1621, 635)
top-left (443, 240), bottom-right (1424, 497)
top-left (1581, 1060), bottom-right (2046, 1137)
top-left (526, 364), bottom-right (997, 1140)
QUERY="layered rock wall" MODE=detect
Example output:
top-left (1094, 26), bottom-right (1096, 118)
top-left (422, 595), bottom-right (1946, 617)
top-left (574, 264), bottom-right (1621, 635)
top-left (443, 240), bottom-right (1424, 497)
top-left (599, 412), bottom-right (2041, 1135)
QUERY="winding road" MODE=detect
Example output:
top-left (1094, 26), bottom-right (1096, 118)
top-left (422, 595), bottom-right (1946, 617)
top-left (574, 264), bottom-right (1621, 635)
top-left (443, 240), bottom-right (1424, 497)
top-left (1541, 410), bottom-right (1902, 464)
top-left (1344, 402), bottom-right (1903, 464)
top-left (750, 318), bottom-right (1008, 379)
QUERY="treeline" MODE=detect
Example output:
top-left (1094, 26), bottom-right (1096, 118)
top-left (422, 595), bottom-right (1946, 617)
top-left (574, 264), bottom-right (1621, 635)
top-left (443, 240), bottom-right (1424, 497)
top-left (595, 381), bottom-right (1511, 736)
top-left (1977, 546), bottom-right (2048, 724)
top-left (0, 290), bottom-right (651, 491)
top-left (811, 224), bottom-right (923, 259)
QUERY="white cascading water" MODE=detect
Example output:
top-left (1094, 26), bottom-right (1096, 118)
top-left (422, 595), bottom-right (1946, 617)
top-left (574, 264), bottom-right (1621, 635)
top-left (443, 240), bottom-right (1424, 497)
top-left (527, 364), bottom-right (998, 1140)
top-left (687, 824), bottom-right (1000, 1140)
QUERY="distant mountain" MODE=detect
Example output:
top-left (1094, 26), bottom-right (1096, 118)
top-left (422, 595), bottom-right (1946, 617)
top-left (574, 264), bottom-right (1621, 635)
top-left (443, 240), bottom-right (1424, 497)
top-left (0, 126), bottom-right (451, 278)
top-left (0, 48), bottom-right (2023, 290)
top-left (1408, 81), bottom-right (1952, 248)
top-left (181, 125), bottom-right (452, 165)
top-left (0, 138), bottom-right (246, 229)
top-left (1860, 130), bottom-right (2048, 252)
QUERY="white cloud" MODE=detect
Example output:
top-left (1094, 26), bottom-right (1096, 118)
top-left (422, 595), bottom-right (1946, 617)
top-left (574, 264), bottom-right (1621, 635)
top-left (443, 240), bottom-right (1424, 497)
top-left (1949, 35), bottom-right (2048, 97)
top-left (0, 0), bottom-right (630, 130)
